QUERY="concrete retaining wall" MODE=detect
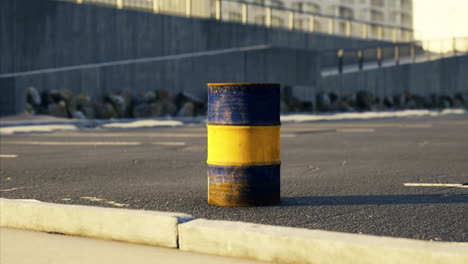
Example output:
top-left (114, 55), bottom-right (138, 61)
top-left (0, 78), bottom-right (25, 117)
top-left (311, 55), bottom-right (468, 100)
top-left (2, 46), bottom-right (318, 101)
top-left (0, 0), bottom-right (390, 75)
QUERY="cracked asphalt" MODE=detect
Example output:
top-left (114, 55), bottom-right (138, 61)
top-left (1, 115), bottom-right (467, 242)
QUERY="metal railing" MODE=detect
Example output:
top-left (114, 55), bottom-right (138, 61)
top-left (62, 0), bottom-right (414, 42)
top-left (320, 37), bottom-right (468, 75)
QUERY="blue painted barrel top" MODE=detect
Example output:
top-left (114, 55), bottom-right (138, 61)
top-left (207, 83), bottom-right (280, 126)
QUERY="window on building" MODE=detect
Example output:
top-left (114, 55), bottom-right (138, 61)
top-left (388, 0), bottom-right (398, 8)
top-left (359, 9), bottom-right (368, 19)
top-left (340, 0), bottom-right (354, 4)
top-left (402, 13), bottom-right (412, 26)
top-left (272, 16), bottom-right (285, 27)
top-left (326, 6), bottom-right (336, 16)
top-left (254, 15), bottom-right (265, 25)
top-left (389, 12), bottom-right (399, 23)
top-left (401, 0), bottom-right (412, 10)
top-left (371, 0), bottom-right (384, 7)
top-left (270, 0), bottom-right (283, 8)
top-left (303, 3), bottom-right (320, 13)
top-left (294, 18), bottom-right (304, 30)
top-left (370, 10), bottom-right (384, 21)
top-left (339, 6), bottom-right (354, 19)
top-left (228, 11), bottom-right (242, 22)
top-left (291, 2), bottom-right (301, 10)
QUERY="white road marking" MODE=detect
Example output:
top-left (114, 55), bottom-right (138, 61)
top-left (35, 132), bottom-right (297, 138)
top-left (80, 197), bottom-right (129, 207)
top-left (0, 125), bottom-right (77, 135)
top-left (0, 186), bottom-right (38, 192)
top-left (0, 187), bottom-right (22, 192)
top-left (102, 120), bottom-right (183, 129)
top-left (0, 154), bottom-right (18, 158)
top-left (4, 141), bottom-right (141, 146)
top-left (281, 109), bottom-right (467, 123)
top-left (152, 142), bottom-right (186, 146)
top-left (404, 183), bottom-right (468, 188)
top-left (403, 124), bottom-right (433, 128)
top-left (336, 128), bottom-right (375, 133)
top-left (39, 132), bottom-right (206, 138)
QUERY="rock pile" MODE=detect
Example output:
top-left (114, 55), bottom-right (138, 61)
top-left (26, 88), bottom-right (205, 119)
top-left (26, 87), bottom-right (468, 119)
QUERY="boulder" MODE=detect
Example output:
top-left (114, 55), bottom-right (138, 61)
top-left (132, 103), bottom-right (155, 118)
top-left (355, 90), bottom-right (373, 111)
top-left (26, 86), bottom-right (41, 106)
top-left (177, 102), bottom-right (195, 117)
top-left (48, 100), bottom-right (68, 118)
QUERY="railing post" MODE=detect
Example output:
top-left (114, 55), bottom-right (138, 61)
top-left (242, 3), bottom-right (248, 24)
top-left (394, 45), bottom-right (400, 65)
top-left (186, 0), bottom-right (192, 17)
top-left (328, 18), bottom-right (334, 35)
top-left (358, 49), bottom-right (364, 70)
top-left (153, 0), bottom-right (160, 13)
top-left (215, 0), bottom-right (221, 20)
top-left (337, 49), bottom-right (344, 74)
top-left (425, 41), bottom-right (431, 61)
top-left (309, 15), bottom-right (315, 32)
top-left (452, 37), bottom-right (457, 55)
top-left (345, 21), bottom-right (351, 37)
top-left (288, 11), bottom-right (294, 30)
top-left (265, 7), bottom-right (272, 27)
top-left (410, 43), bottom-right (416, 63)
top-left (377, 47), bottom-right (382, 67)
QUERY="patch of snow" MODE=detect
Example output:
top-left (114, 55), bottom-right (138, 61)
top-left (101, 120), bottom-right (183, 129)
top-left (281, 109), bottom-right (467, 123)
top-left (0, 125), bottom-right (77, 135)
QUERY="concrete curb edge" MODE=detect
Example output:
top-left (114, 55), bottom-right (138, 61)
top-left (0, 198), bottom-right (193, 248)
top-left (1, 198), bottom-right (467, 263)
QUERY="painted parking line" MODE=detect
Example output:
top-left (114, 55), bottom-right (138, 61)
top-left (0, 186), bottom-right (38, 192)
top-left (3, 141), bottom-right (142, 146)
top-left (42, 132), bottom-right (207, 138)
top-left (336, 128), bottom-right (375, 133)
top-left (34, 132), bottom-right (297, 138)
top-left (404, 183), bottom-right (468, 188)
top-left (0, 125), bottom-right (77, 135)
top-left (0, 154), bottom-right (18, 158)
top-left (152, 142), bottom-right (186, 146)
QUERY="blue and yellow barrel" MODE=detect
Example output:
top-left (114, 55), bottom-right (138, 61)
top-left (207, 83), bottom-right (281, 207)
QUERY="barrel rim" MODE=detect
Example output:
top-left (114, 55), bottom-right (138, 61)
top-left (206, 122), bottom-right (281, 126)
top-left (207, 83), bottom-right (280, 87)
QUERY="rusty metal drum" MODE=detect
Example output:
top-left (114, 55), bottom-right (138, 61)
top-left (207, 83), bottom-right (281, 206)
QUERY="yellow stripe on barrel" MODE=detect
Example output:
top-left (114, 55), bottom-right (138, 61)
top-left (207, 125), bottom-right (280, 166)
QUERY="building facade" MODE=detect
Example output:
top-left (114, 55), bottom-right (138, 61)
top-left (221, 0), bottom-right (414, 40)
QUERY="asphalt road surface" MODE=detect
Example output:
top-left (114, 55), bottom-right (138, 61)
top-left (1, 115), bottom-right (467, 242)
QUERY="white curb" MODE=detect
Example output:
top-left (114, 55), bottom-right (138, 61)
top-left (0, 198), bottom-right (193, 248)
top-left (178, 219), bottom-right (468, 264)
